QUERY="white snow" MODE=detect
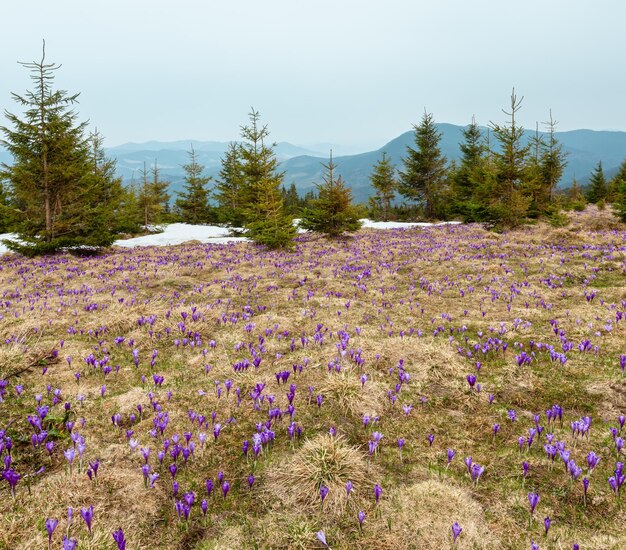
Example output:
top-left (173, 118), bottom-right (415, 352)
top-left (0, 220), bottom-right (460, 255)
top-left (113, 223), bottom-right (248, 248)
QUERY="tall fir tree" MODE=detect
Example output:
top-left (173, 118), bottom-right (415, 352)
top-left (281, 182), bottom-right (301, 216)
top-left (539, 111), bottom-right (566, 206)
top-left (451, 117), bottom-right (495, 221)
top-left (238, 109), bottom-right (295, 248)
top-left (586, 161), bottom-right (607, 204)
top-left (215, 142), bottom-right (245, 227)
top-left (454, 117), bottom-right (485, 203)
top-left (368, 152), bottom-right (396, 221)
top-left (299, 152), bottom-right (362, 237)
top-left (175, 145), bottom-right (213, 224)
top-left (0, 43), bottom-right (117, 254)
top-left (523, 123), bottom-right (546, 218)
top-left (399, 111), bottom-right (447, 219)
top-left (115, 179), bottom-right (142, 234)
top-left (82, 129), bottom-right (125, 238)
top-left (607, 157), bottom-right (626, 203)
top-left (137, 160), bottom-right (170, 227)
top-left (489, 89), bottom-right (531, 226)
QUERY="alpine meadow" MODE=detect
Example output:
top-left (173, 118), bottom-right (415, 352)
top-left (1, 22), bottom-right (626, 550)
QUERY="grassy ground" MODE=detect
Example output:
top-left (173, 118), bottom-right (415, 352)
top-left (1, 207), bottom-right (625, 549)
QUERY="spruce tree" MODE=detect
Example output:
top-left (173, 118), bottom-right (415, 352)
top-left (586, 161), bottom-right (607, 204)
top-left (299, 152), bottom-right (362, 237)
top-left (0, 44), bottom-right (117, 255)
top-left (245, 177), bottom-right (297, 249)
top-left (215, 142), bottom-right (245, 227)
top-left (523, 123), bottom-right (546, 218)
top-left (82, 129), bottom-right (125, 239)
top-left (399, 111), bottom-right (447, 219)
top-left (539, 111), bottom-right (566, 205)
top-left (455, 117), bottom-right (485, 202)
top-left (489, 89), bottom-right (531, 226)
top-left (137, 160), bottom-right (170, 227)
top-left (238, 109), bottom-right (295, 248)
top-left (451, 117), bottom-right (492, 221)
top-left (175, 145), bottom-right (212, 224)
top-left (607, 158), bottom-right (626, 203)
top-left (282, 183), bottom-right (301, 216)
top-left (115, 180), bottom-right (142, 234)
top-left (368, 152), bottom-right (396, 221)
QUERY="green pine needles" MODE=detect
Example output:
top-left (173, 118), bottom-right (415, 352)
top-left (0, 42), bottom-right (121, 255)
top-left (299, 152), bottom-right (362, 238)
top-left (237, 109), bottom-right (296, 249)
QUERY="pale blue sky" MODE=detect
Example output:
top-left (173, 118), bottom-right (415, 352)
top-left (1, 0), bottom-right (624, 149)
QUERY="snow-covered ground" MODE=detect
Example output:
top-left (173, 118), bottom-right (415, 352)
top-left (0, 220), bottom-right (460, 255)
top-left (113, 223), bottom-right (248, 247)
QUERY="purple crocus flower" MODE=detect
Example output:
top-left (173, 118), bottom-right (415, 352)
top-left (316, 530), bottom-right (329, 548)
top-left (586, 451), bottom-right (600, 473)
top-left (427, 433), bottom-right (435, 447)
top-left (62, 537), bottom-right (78, 550)
top-left (112, 528), bottom-right (126, 550)
top-left (471, 463), bottom-right (485, 485)
top-left (222, 480), bottom-right (230, 498)
top-left (374, 483), bottom-right (382, 504)
top-left (451, 521), bottom-right (462, 544)
top-left (80, 505), bottom-right (94, 536)
top-left (346, 480), bottom-right (353, 496)
top-left (320, 485), bottom-right (329, 503)
top-left (528, 492), bottom-right (540, 527)
top-left (64, 448), bottom-right (76, 470)
top-left (2, 469), bottom-right (20, 499)
top-left (447, 448), bottom-right (456, 468)
top-left (544, 516), bottom-right (551, 536)
top-left (46, 518), bottom-right (59, 549)
top-left (358, 510), bottom-right (366, 530)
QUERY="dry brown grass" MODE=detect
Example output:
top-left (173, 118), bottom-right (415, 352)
top-left (1, 210), bottom-right (625, 548)
top-left (320, 370), bottom-right (385, 418)
top-left (265, 434), bottom-right (372, 517)
top-left (362, 479), bottom-right (498, 549)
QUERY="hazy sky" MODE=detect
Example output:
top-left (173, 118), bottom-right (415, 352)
top-left (1, 0), bottom-right (624, 149)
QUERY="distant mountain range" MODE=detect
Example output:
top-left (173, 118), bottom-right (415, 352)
top-left (2, 124), bottom-right (626, 203)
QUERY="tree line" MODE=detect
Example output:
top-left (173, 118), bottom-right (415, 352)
top-left (1, 49), bottom-right (625, 255)
top-left (368, 91), bottom-right (626, 226)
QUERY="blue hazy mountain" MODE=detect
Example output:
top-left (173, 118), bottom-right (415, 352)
top-left (2, 125), bottom-right (625, 203)
top-left (279, 124), bottom-right (626, 202)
